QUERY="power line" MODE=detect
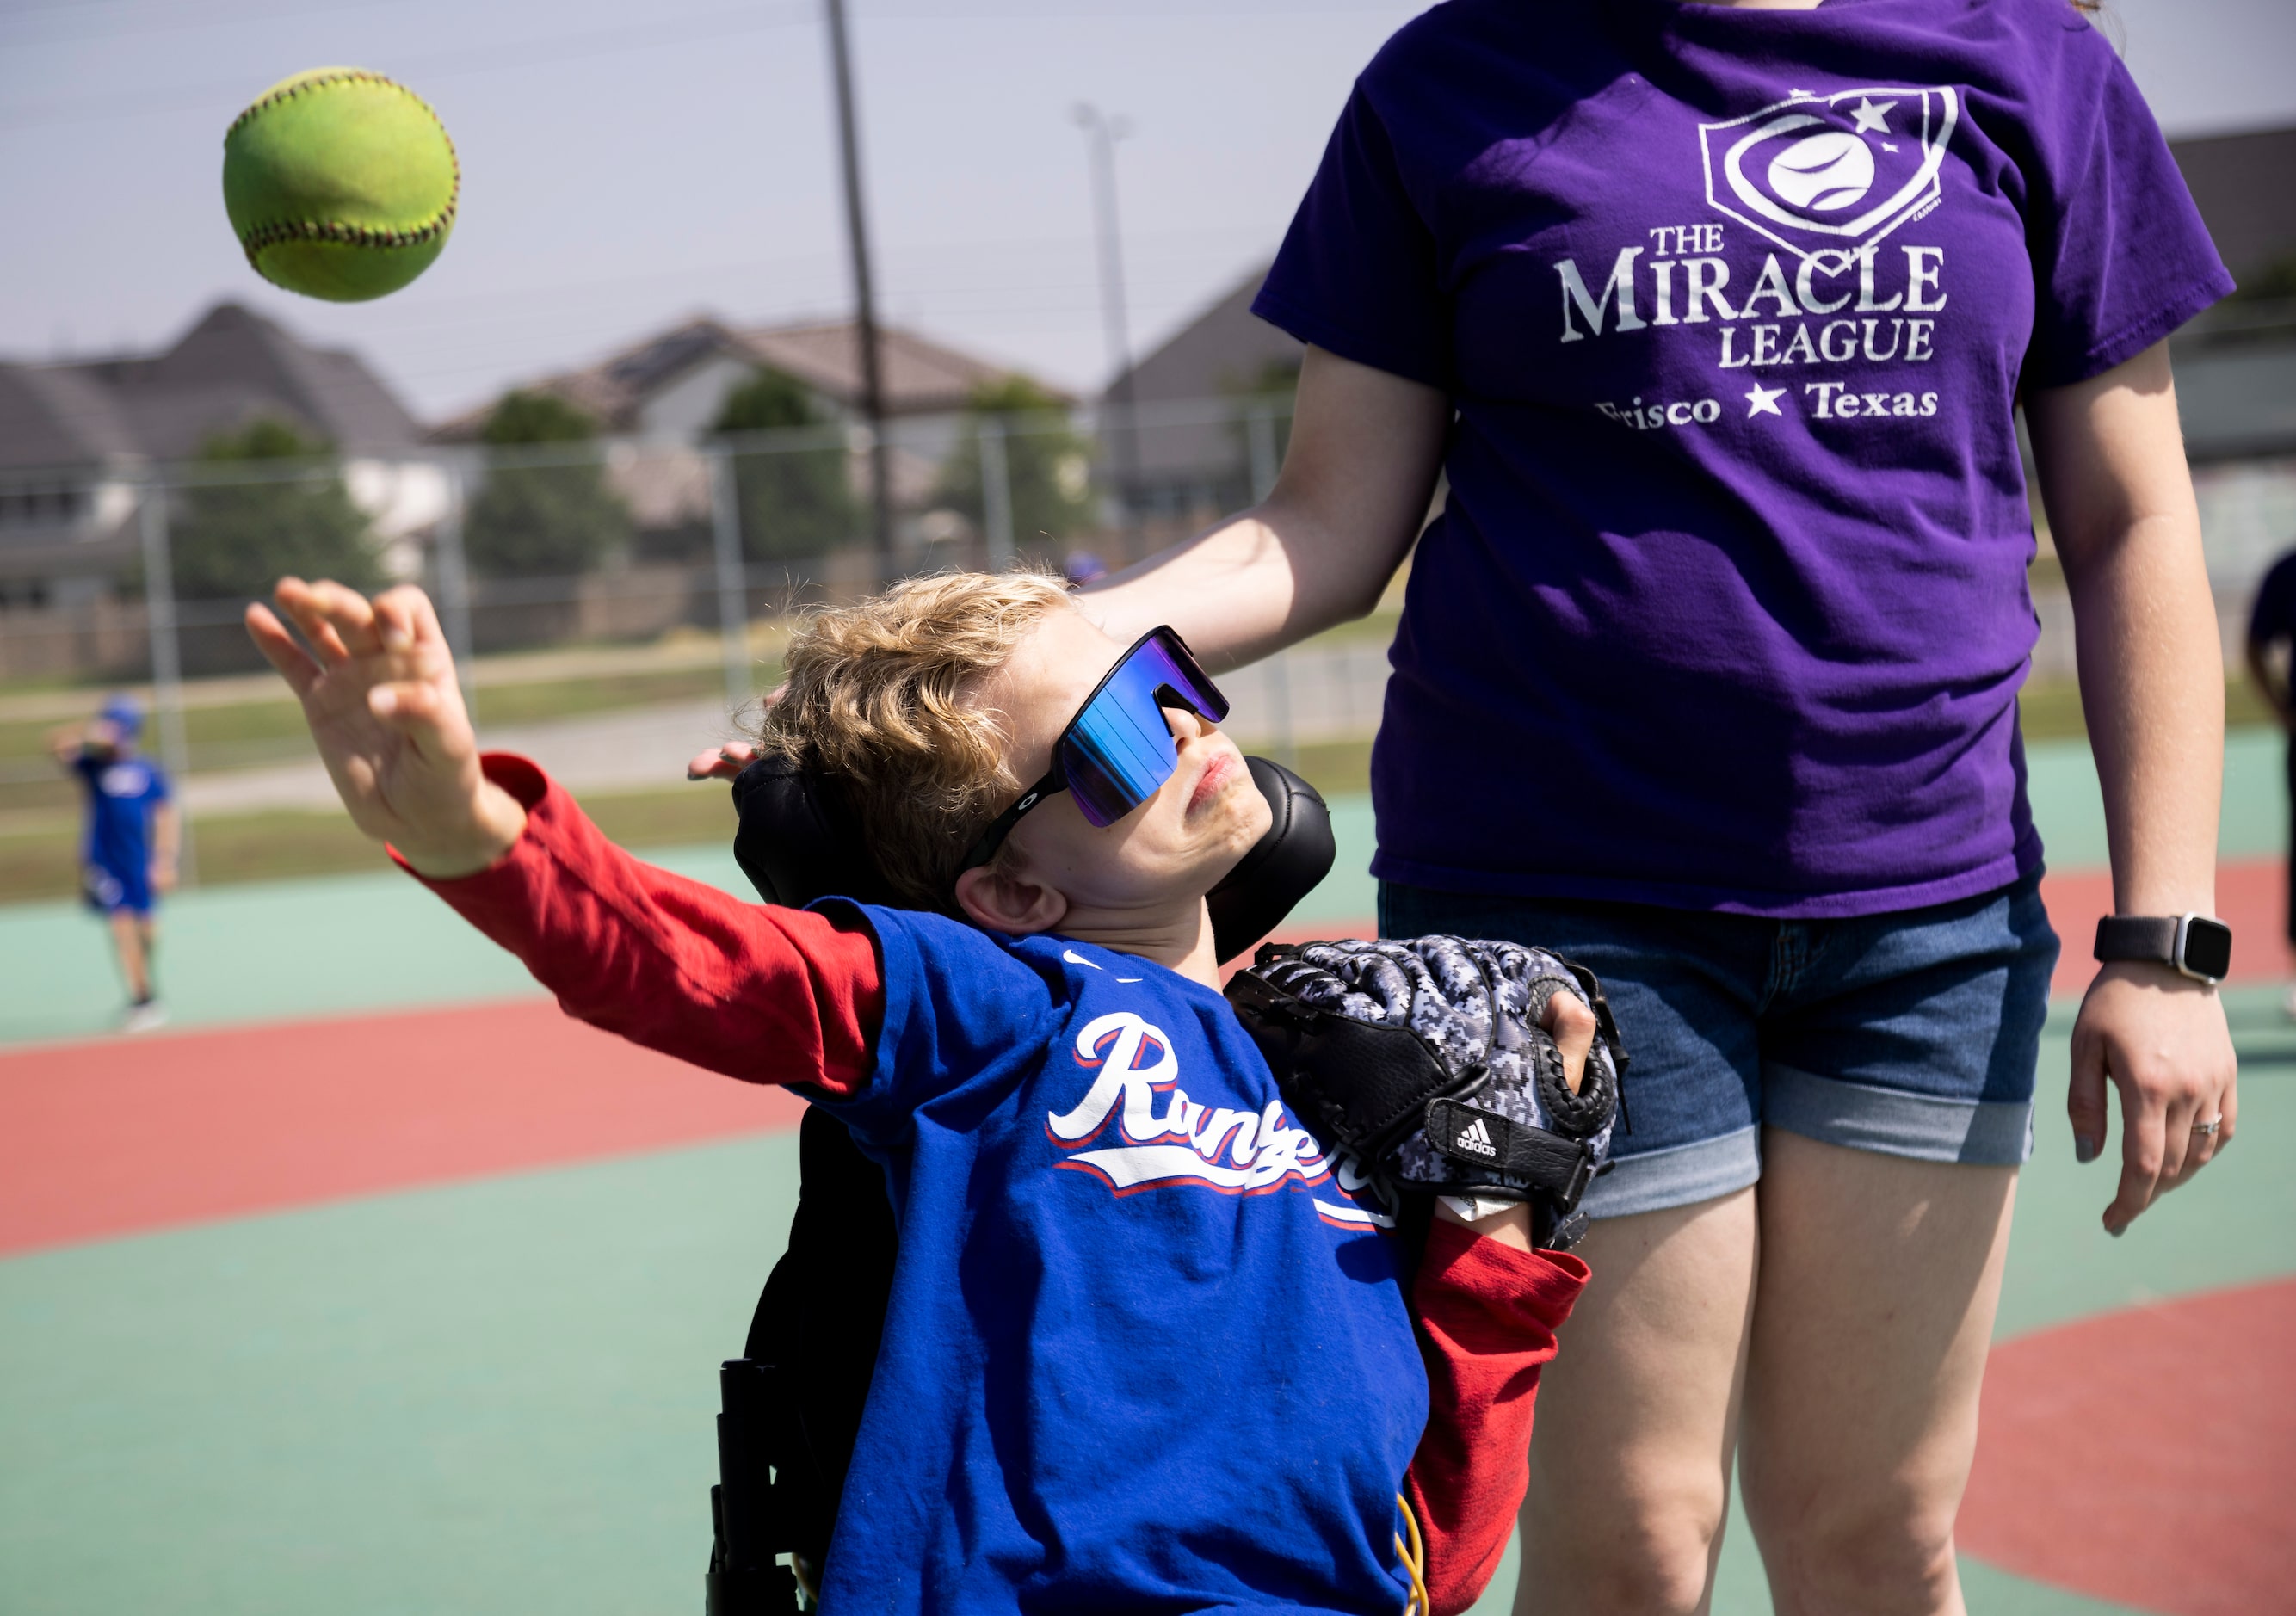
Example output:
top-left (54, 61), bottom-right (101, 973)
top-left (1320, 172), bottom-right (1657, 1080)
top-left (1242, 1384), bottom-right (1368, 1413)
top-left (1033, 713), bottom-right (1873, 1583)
top-left (0, 0), bottom-right (1413, 131)
top-left (0, 3), bottom-right (816, 133)
top-left (1, 0), bottom-right (428, 49)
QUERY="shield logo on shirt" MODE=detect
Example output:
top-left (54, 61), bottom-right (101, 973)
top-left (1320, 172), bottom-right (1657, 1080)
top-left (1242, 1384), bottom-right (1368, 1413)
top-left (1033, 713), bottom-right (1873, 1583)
top-left (1698, 87), bottom-right (1958, 264)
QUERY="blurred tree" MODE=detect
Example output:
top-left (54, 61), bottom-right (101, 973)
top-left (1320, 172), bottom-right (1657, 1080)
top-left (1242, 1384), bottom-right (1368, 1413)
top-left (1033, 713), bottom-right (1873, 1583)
top-left (2227, 254), bottom-right (2296, 306)
top-left (169, 417), bottom-right (377, 601)
top-left (935, 376), bottom-right (1095, 551)
top-left (712, 368), bottom-right (857, 560)
top-left (463, 390), bottom-right (630, 577)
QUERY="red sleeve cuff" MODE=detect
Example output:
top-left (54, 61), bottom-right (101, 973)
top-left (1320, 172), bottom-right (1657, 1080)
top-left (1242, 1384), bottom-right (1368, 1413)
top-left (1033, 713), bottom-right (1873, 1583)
top-left (386, 751), bottom-right (552, 888)
top-left (1418, 1219), bottom-right (1590, 1338)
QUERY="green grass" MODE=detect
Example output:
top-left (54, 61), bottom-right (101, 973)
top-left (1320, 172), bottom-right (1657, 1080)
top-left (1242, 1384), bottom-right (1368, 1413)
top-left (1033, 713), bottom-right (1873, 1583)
top-left (3, 667), bottom-right (753, 772)
top-left (0, 665), bottom-right (774, 819)
top-left (0, 786), bottom-right (744, 905)
top-left (2017, 671), bottom-right (2277, 743)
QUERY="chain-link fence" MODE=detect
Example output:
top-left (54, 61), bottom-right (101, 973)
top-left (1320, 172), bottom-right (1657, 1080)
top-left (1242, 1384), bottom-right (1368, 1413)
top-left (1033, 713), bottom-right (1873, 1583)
top-left (3, 392), bottom-right (1403, 888)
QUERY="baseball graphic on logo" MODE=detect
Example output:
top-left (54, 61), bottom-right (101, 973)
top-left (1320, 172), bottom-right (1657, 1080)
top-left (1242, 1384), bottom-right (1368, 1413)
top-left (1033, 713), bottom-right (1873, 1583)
top-left (1767, 131), bottom-right (1875, 212)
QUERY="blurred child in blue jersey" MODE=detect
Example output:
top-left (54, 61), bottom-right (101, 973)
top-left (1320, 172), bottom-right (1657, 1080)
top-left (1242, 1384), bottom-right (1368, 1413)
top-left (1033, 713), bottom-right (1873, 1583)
top-left (49, 696), bottom-right (179, 1032)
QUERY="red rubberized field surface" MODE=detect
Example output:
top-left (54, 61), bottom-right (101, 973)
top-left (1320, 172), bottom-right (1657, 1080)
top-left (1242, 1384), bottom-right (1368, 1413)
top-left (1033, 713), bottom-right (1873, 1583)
top-left (1960, 1277), bottom-right (2296, 1616)
top-left (0, 999), bottom-right (804, 1259)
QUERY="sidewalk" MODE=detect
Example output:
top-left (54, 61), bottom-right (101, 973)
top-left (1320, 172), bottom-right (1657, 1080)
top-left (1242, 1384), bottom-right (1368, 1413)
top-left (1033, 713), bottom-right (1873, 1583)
top-left (181, 700), bottom-right (750, 814)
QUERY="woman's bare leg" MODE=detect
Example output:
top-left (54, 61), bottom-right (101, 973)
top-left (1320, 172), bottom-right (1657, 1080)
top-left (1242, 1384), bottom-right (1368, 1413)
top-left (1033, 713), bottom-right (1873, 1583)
top-left (1514, 1188), bottom-right (1758, 1616)
top-left (1737, 1130), bottom-right (2017, 1616)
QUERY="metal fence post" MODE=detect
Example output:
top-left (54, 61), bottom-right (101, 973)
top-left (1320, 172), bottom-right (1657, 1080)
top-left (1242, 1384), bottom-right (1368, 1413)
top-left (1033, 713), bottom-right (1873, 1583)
top-left (1246, 403), bottom-right (1280, 505)
top-left (709, 447), bottom-right (751, 710)
top-left (138, 474), bottom-right (197, 886)
top-left (1245, 404), bottom-right (1293, 766)
top-left (979, 416), bottom-right (1015, 570)
top-left (433, 459), bottom-right (477, 722)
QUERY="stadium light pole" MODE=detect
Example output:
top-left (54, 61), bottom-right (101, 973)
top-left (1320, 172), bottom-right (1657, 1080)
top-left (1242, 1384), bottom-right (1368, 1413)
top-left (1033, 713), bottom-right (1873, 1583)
top-left (824, 0), bottom-right (896, 580)
top-left (1072, 103), bottom-right (1139, 527)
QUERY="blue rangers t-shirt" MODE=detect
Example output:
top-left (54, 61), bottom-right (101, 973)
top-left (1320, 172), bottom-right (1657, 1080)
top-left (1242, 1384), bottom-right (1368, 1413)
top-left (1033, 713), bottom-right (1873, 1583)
top-left (1256, 0), bottom-right (2230, 916)
top-left (811, 904), bottom-right (1426, 1616)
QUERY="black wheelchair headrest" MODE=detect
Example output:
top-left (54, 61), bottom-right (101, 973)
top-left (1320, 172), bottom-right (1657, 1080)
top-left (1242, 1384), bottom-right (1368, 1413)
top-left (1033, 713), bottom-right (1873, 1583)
top-left (730, 751), bottom-right (1336, 965)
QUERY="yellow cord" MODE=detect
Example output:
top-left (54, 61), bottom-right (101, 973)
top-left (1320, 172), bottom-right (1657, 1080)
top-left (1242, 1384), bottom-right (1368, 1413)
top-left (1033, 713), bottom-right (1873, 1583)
top-left (1393, 1492), bottom-right (1430, 1616)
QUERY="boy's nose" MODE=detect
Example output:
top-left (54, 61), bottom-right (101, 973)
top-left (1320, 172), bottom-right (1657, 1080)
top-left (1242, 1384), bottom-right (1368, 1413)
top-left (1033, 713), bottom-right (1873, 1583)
top-left (1163, 705), bottom-right (1213, 741)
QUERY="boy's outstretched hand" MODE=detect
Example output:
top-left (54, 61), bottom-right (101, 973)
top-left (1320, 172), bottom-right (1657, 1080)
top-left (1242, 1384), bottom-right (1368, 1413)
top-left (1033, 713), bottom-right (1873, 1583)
top-left (245, 579), bottom-right (527, 878)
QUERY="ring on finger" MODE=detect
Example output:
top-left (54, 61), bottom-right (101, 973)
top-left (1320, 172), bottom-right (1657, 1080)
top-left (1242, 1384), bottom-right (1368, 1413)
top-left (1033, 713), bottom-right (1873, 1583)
top-left (2192, 1115), bottom-right (2223, 1137)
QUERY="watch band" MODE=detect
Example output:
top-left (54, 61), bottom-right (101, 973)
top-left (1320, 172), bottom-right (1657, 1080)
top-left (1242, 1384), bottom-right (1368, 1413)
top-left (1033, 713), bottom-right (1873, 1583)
top-left (2094, 916), bottom-right (2180, 965)
top-left (2093, 914), bottom-right (2232, 984)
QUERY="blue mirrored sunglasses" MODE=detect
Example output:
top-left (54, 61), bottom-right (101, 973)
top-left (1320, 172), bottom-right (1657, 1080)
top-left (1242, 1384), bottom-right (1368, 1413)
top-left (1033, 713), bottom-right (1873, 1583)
top-left (960, 626), bottom-right (1230, 873)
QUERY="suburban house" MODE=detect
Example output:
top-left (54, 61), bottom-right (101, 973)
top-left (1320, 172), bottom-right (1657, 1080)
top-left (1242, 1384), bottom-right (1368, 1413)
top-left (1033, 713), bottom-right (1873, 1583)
top-left (1096, 266), bottom-right (1302, 527)
top-left (430, 316), bottom-right (1059, 541)
top-left (0, 301), bottom-right (444, 609)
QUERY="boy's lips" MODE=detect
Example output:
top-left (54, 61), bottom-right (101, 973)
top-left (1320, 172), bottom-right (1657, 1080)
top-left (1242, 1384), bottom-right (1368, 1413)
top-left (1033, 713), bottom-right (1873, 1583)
top-left (1185, 749), bottom-right (1240, 816)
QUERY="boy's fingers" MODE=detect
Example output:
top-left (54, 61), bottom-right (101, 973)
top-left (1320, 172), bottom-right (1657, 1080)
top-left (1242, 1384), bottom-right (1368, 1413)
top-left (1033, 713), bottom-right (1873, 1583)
top-left (274, 578), bottom-right (353, 663)
top-left (1541, 992), bottom-right (1597, 1094)
top-left (244, 603), bottom-right (323, 696)
top-left (302, 578), bottom-right (386, 658)
top-left (373, 585), bottom-right (447, 653)
top-left (367, 680), bottom-right (466, 750)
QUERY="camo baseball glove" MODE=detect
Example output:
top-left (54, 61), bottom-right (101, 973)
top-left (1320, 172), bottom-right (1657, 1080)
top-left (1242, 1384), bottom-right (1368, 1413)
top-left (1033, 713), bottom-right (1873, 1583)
top-left (1225, 936), bottom-right (1627, 1250)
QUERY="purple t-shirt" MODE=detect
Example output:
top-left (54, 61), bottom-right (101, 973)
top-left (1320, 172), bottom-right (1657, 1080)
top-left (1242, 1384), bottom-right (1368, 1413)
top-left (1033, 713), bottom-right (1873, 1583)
top-left (1256, 0), bottom-right (2231, 916)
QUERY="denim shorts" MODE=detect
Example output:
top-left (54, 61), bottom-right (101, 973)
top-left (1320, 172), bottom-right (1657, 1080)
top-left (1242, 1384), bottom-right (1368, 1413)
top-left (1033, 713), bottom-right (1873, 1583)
top-left (1379, 871), bottom-right (2061, 1219)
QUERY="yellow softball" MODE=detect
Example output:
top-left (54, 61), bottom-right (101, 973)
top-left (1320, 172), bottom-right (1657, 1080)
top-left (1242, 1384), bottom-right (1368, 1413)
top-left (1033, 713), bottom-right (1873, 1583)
top-left (222, 68), bottom-right (459, 303)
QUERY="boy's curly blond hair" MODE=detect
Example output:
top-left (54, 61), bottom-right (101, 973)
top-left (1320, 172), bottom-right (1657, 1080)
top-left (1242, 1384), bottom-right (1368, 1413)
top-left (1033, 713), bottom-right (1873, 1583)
top-left (755, 571), bottom-right (1076, 907)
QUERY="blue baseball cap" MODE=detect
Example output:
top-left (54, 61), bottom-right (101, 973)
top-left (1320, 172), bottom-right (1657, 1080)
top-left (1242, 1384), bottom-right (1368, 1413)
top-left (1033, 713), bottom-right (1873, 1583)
top-left (98, 696), bottom-right (144, 737)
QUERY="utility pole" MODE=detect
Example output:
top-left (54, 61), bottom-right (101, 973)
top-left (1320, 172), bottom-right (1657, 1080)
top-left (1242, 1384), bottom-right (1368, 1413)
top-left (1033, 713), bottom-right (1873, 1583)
top-left (824, 0), bottom-right (896, 582)
top-left (1072, 103), bottom-right (1138, 528)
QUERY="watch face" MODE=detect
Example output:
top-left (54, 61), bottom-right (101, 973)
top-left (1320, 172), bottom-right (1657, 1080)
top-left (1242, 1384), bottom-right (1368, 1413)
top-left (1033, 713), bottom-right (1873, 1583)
top-left (2182, 918), bottom-right (2234, 982)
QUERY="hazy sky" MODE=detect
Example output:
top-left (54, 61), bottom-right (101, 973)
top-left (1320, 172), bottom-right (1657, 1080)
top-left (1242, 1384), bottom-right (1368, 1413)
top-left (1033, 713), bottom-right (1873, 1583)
top-left (3, 0), bottom-right (2291, 423)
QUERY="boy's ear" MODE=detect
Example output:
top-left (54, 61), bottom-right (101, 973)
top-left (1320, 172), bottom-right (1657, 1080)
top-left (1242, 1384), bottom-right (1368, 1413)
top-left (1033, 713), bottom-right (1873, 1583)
top-left (953, 860), bottom-right (1069, 937)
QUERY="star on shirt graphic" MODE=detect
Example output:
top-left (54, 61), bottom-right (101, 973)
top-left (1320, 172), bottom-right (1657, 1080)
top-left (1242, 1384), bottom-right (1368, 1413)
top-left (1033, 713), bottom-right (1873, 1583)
top-left (1745, 383), bottom-right (1787, 418)
top-left (1849, 96), bottom-right (1897, 134)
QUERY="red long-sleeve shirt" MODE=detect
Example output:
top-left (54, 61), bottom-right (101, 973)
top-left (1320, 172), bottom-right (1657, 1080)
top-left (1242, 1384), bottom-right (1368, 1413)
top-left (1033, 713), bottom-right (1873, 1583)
top-left (415, 756), bottom-right (1584, 1614)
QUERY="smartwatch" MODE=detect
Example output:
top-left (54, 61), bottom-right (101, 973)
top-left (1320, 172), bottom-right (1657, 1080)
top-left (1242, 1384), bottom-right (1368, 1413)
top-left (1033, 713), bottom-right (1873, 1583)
top-left (2093, 914), bottom-right (2233, 984)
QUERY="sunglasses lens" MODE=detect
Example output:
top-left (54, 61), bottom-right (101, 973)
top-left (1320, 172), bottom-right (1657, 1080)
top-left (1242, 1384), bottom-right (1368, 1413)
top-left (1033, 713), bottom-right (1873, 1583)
top-left (1059, 631), bottom-right (1231, 827)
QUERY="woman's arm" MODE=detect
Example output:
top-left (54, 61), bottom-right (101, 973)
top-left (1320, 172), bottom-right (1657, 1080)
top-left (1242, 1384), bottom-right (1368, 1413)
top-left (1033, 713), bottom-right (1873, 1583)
top-left (1080, 345), bottom-right (1451, 669)
top-left (2024, 338), bottom-right (2239, 1234)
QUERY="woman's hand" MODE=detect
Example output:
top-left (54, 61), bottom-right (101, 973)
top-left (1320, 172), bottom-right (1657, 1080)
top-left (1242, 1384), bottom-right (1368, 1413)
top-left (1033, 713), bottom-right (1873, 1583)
top-left (687, 741), bottom-right (759, 782)
top-left (2068, 963), bottom-right (2237, 1236)
top-left (245, 578), bottom-right (525, 878)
